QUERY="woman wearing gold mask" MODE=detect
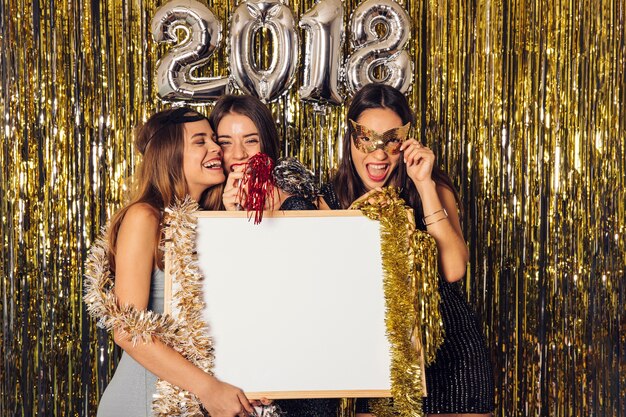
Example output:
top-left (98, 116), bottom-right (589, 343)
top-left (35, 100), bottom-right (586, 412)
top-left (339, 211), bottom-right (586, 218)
top-left (320, 83), bottom-right (494, 417)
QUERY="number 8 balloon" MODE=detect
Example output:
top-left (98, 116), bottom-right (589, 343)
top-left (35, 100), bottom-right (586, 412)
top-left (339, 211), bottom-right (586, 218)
top-left (346, 0), bottom-right (413, 95)
top-left (151, 0), bottom-right (230, 103)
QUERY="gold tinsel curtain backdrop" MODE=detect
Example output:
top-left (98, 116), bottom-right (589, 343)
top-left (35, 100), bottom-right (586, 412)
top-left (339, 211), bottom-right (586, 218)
top-left (0, 0), bottom-right (624, 415)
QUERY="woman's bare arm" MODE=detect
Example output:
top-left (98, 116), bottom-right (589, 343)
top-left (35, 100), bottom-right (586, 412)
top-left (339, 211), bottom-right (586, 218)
top-left (112, 203), bottom-right (254, 417)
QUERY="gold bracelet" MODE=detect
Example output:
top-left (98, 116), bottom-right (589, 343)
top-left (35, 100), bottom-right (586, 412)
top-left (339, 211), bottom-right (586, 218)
top-left (423, 208), bottom-right (447, 219)
top-left (424, 215), bottom-right (448, 227)
top-left (423, 208), bottom-right (448, 226)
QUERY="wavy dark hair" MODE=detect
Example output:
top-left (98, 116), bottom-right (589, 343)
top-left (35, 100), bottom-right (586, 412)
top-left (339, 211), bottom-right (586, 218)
top-left (208, 94), bottom-right (280, 161)
top-left (331, 83), bottom-right (459, 222)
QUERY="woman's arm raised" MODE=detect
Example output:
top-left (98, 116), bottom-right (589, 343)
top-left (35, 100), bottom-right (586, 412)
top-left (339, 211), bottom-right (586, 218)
top-left (414, 181), bottom-right (469, 282)
top-left (401, 139), bottom-right (469, 282)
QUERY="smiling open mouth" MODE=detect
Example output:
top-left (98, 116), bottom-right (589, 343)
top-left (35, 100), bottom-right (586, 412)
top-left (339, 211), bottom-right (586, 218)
top-left (229, 162), bottom-right (247, 172)
top-left (366, 163), bottom-right (389, 182)
top-left (203, 160), bottom-right (222, 169)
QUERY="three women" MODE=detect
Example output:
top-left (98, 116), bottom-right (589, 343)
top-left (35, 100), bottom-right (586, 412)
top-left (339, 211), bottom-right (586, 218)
top-left (92, 86), bottom-right (493, 417)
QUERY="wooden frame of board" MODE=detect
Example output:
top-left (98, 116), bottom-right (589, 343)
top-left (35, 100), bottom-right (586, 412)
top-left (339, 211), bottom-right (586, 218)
top-left (164, 210), bottom-right (422, 399)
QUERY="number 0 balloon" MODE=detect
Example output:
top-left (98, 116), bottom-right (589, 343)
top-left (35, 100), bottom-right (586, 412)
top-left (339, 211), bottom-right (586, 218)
top-left (229, 0), bottom-right (300, 102)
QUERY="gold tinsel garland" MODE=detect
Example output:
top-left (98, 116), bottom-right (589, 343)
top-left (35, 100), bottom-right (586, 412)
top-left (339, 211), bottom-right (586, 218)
top-left (409, 231), bottom-right (443, 365)
top-left (84, 197), bottom-right (215, 417)
top-left (85, 192), bottom-right (442, 416)
top-left (353, 187), bottom-right (443, 417)
top-left (153, 197), bottom-right (217, 416)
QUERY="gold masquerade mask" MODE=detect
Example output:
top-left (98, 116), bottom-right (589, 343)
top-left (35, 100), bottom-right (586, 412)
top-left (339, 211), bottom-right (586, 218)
top-left (349, 119), bottom-right (411, 155)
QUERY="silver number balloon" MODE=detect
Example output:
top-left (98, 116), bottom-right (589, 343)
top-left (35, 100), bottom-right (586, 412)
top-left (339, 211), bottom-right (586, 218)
top-left (299, 0), bottom-right (344, 105)
top-left (229, 0), bottom-right (299, 102)
top-left (152, 0), bottom-right (229, 103)
top-left (346, 0), bottom-right (413, 95)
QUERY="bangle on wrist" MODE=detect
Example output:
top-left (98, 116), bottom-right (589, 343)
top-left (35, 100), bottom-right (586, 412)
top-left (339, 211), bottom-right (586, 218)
top-left (423, 207), bottom-right (446, 218)
top-left (423, 208), bottom-right (448, 226)
top-left (423, 208), bottom-right (447, 219)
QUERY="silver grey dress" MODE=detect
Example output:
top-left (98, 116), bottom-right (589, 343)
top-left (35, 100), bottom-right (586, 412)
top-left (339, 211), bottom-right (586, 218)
top-left (97, 269), bottom-right (165, 417)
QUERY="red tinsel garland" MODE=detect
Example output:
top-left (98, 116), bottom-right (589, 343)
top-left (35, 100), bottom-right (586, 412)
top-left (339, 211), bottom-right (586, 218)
top-left (239, 153), bottom-right (275, 224)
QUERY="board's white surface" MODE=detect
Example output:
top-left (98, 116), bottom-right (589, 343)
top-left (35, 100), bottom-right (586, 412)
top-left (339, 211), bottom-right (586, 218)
top-left (168, 211), bottom-right (391, 397)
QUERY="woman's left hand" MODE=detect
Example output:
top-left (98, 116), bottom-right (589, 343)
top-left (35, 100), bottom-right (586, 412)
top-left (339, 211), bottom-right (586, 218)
top-left (400, 138), bottom-right (435, 185)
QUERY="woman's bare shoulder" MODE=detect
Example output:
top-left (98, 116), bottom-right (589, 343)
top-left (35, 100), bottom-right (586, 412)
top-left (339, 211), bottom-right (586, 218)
top-left (120, 202), bottom-right (160, 232)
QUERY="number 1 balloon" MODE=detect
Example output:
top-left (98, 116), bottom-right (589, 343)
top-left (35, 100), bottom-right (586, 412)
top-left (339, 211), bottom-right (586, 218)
top-left (299, 0), bottom-right (344, 105)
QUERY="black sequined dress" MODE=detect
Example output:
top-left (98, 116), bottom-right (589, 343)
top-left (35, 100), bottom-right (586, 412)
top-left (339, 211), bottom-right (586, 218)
top-left (321, 183), bottom-right (495, 414)
top-left (279, 195), bottom-right (317, 210)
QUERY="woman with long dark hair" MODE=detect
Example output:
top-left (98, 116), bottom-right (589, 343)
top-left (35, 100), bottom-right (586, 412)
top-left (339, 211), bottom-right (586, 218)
top-left (210, 95), bottom-right (335, 417)
top-left (321, 84), bottom-right (495, 417)
top-left (210, 94), bottom-right (317, 211)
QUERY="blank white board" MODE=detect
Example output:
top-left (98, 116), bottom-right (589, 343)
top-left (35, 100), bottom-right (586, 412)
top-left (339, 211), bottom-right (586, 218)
top-left (165, 210), bottom-right (391, 399)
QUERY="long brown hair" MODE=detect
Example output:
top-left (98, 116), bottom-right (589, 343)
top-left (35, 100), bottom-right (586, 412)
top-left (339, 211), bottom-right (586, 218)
top-left (208, 94), bottom-right (280, 161)
top-left (107, 107), bottom-right (222, 270)
top-left (332, 83), bottom-right (459, 224)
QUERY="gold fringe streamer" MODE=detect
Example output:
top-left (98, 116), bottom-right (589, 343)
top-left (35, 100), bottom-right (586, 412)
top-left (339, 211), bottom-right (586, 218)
top-left (2, 0), bottom-right (624, 415)
top-left (338, 397), bottom-right (356, 417)
top-left (353, 187), bottom-right (443, 417)
top-left (409, 231), bottom-right (443, 365)
top-left (84, 198), bottom-right (214, 417)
